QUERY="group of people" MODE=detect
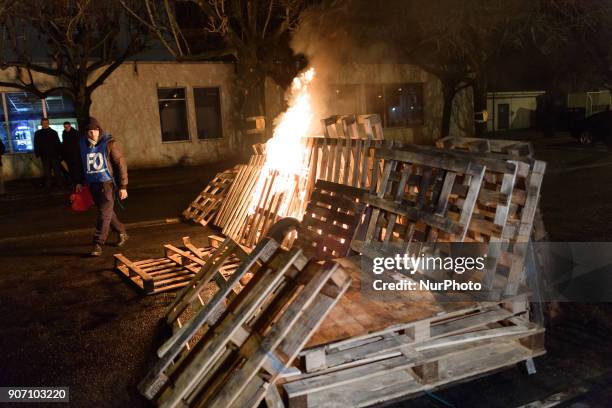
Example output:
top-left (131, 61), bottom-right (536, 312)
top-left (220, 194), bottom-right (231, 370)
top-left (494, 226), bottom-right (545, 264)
top-left (31, 117), bottom-right (130, 256)
top-left (33, 118), bottom-right (80, 188)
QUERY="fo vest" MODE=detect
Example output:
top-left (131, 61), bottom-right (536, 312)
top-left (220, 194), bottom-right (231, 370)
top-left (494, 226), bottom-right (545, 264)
top-left (80, 135), bottom-right (113, 184)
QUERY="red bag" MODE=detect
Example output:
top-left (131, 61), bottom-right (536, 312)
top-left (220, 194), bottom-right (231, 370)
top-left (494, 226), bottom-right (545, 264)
top-left (70, 186), bottom-right (94, 212)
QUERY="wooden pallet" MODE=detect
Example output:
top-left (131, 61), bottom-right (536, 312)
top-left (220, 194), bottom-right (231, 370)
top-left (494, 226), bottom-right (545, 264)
top-left (139, 234), bottom-right (289, 400)
top-left (351, 147), bottom-right (486, 257)
top-left (310, 114), bottom-right (397, 191)
top-left (114, 236), bottom-right (226, 295)
top-left (280, 256), bottom-right (545, 408)
top-left (139, 237), bottom-right (352, 408)
top-left (164, 236), bottom-right (251, 334)
top-left (295, 180), bottom-right (366, 261)
top-left (437, 136), bottom-right (534, 158)
top-left (215, 154), bottom-right (266, 231)
top-left (410, 144), bottom-right (547, 293)
top-left (435, 136), bottom-right (546, 244)
top-left (183, 167), bottom-right (240, 226)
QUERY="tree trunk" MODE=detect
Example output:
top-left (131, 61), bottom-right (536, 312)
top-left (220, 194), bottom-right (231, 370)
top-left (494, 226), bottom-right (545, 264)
top-left (473, 79), bottom-right (488, 137)
top-left (441, 84), bottom-right (456, 138)
top-left (74, 90), bottom-right (92, 132)
top-left (235, 59), bottom-right (267, 157)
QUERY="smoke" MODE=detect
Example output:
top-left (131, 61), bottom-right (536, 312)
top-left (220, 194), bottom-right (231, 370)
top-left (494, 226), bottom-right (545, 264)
top-left (289, 0), bottom-right (405, 134)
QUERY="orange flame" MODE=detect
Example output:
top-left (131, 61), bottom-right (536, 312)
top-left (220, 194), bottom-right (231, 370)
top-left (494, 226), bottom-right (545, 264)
top-left (248, 68), bottom-right (315, 218)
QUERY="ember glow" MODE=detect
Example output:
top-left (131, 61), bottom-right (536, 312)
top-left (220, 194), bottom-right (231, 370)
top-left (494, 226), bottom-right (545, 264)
top-left (248, 67), bottom-right (315, 218)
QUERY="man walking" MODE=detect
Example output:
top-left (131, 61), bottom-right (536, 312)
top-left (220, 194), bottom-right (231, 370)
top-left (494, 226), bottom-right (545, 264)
top-left (34, 118), bottom-right (63, 188)
top-left (75, 117), bottom-right (129, 256)
top-left (61, 121), bottom-right (81, 186)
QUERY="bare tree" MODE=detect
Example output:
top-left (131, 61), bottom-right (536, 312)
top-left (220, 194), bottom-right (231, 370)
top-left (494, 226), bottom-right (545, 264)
top-left (402, 1), bottom-right (532, 137)
top-left (527, 0), bottom-right (612, 91)
top-left (0, 0), bottom-right (150, 127)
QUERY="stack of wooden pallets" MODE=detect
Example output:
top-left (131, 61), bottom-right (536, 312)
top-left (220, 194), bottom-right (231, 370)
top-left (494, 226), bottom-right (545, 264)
top-left (139, 228), bottom-right (352, 408)
top-left (278, 144), bottom-right (547, 407)
top-left (133, 111), bottom-right (548, 406)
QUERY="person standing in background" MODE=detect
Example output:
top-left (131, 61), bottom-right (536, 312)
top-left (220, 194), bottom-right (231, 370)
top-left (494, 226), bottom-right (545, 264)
top-left (61, 121), bottom-right (81, 186)
top-left (75, 117), bottom-right (129, 256)
top-left (33, 118), bottom-right (63, 188)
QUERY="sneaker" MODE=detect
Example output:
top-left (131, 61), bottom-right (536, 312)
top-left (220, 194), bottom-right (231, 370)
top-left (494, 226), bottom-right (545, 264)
top-left (116, 233), bottom-right (129, 247)
top-left (90, 244), bottom-right (103, 257)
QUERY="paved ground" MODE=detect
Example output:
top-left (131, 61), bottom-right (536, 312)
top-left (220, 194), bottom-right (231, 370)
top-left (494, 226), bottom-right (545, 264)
top-left (1, 136), bottom-right (612, 407)
top-left (0, 160), bottom-right (238, 241)
top-left (0, 223), bottom-right (212, 407)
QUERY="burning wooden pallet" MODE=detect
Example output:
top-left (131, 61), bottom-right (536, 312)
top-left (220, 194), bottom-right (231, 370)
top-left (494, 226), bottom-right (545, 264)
top-left (139, 104), bottom-right (548, 406)
top-left (214, 114), bottom-right (390, 249)
top-left (139, 233), bottom-right (352, 408)
top-left (214, 153), bottom-right (266, 243)
top-left (183, 167), bottom-right (240, 226)
top-left (114, 236), bottom-right (241, 295)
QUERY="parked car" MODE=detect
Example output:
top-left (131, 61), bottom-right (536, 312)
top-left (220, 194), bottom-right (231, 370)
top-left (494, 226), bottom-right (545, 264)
top-left (570, 109), bottom-right (612, 145)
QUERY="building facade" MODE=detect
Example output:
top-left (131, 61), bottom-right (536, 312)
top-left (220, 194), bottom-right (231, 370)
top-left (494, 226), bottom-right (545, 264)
top-left (265, 63), bottom-right (473, 145)
top-left (0, 62), bottom-right (235, 180)
top-left (486, 91), bottom-right (545, 132)
top-left (1, 62), bottom-right (471, 180)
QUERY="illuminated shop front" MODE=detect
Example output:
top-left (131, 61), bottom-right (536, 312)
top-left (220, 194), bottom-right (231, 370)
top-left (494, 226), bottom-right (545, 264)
top-left (0, 91), bottom-right (77, 154)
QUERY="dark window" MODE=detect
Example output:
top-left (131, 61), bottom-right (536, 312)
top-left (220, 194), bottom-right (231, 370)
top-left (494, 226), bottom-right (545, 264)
top-left (44, 92), bottom-right (78, 141)
top-left (194, 87), bottom-right (222, 139)
top-left (158, 88), bottom-right (189, 142)
top-left (45, 92), bottom-right (75, 119)
top-left (365, 83), bottom-right (424, 127)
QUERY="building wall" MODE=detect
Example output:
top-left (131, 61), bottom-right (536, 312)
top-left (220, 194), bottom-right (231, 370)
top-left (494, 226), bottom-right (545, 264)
top-left (0, 62), bottom-right (236, 180)
top-left (486, 91), bottom-right (544, 131)
top-left (567, 90), bottom-right (611, 116)
top-left (265, 63), bottom-right (474, 145)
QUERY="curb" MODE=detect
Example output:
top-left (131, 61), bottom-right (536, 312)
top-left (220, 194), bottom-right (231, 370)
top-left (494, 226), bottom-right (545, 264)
top-left (0, 217), bottom-right (182, 245)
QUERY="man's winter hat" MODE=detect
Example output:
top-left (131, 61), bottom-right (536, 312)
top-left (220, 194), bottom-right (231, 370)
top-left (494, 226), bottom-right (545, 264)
top-left (87, 117), bottom-right (102, 131)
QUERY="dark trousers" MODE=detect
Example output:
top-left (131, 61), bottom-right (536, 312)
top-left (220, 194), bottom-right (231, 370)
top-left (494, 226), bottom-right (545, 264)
top-left (42, 157), bottom-right (63, 188)
top-left (90, 182), bottom-right (125, 245)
